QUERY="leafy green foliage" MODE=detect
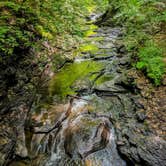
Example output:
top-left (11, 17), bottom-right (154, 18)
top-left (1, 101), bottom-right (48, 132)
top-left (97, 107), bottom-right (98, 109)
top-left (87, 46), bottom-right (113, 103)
top-left (0, 0), bottom-right (109, 57)
top-left (108, 0), bottom-right (166, 85)
top-left (136, 42), bottom-right (165, 85)
top-left (0, 1), bottom-right (38, 56)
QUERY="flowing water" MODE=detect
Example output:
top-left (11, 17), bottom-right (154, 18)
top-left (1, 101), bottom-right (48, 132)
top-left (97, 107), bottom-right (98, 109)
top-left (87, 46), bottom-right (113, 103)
top-left (10, 17), bottom-right (132, 166)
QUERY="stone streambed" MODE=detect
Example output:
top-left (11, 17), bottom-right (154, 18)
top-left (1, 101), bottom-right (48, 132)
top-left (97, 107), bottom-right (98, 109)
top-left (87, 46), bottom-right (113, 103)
top-left (10, 25), bottom-right (166, 166)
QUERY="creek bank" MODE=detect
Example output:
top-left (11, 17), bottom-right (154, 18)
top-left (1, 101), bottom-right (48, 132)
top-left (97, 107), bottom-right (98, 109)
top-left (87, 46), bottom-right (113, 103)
top-left (96, 10), bottom-right (166, 166)
top-left (0, 51), bottom-right (37, 165)
top-left (9, 20), bottom-right (166, 166)
top-left (0, 11), bottom-right (166, 166)
top-left (0, 43), bottom-right (63, 165)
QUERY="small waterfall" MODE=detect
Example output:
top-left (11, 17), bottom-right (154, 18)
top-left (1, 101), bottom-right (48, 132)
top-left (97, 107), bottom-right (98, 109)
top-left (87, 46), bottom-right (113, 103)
top-left (13, 14), bottom-right (130, 166)
top-left (29, 95), bottom-right (126, 166)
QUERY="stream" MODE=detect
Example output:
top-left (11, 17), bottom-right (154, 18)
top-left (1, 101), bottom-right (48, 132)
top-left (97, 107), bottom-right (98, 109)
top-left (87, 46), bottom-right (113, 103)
top-left (2, 8), bottom-right (165, 166)
top-left (11, 17), bottom-right (135, 166)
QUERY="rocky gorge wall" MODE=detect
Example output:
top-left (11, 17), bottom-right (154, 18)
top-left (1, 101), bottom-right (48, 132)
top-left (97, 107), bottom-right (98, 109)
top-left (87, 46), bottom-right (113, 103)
top-left (0, 8), bottom-right (166, 166)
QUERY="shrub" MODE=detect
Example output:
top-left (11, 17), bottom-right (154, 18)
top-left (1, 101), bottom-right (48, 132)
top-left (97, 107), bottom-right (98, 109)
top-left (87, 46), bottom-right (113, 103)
top-left (0, 0), bottom-right (109, 58)
top-left (136, 42), bottom-right (165, 85)
top-left (108, 0), bottom-right (166, 85)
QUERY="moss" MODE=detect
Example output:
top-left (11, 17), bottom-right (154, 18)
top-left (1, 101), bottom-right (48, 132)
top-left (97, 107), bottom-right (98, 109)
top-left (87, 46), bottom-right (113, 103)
top-left (84, 30), bottom-right (97, 37)
top-left (95, 75), bottom-right (113, 85)
top-left (84, 24), bottom-right (98, 37)
top-left (79, 44), bottom-right (99, 53)
top-left (49, 61), bottom-right (103, 99)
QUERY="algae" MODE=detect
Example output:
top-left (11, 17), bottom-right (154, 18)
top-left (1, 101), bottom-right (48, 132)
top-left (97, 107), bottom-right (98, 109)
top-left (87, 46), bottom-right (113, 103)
top-left (49, 61), bottom-right (104, 98)
top-left (84, 24), bottom-right (98, 37)
top-left (95, 75), bottom-right (113, 85)
top-left (79, 44), bottom-right (99, 53)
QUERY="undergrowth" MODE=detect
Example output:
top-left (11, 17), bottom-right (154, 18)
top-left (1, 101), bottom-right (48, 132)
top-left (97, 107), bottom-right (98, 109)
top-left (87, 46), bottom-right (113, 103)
top-left (108, 0), bottom-right (166, 85)
top-left (136, 41), bottom-right (165, 85)
top-left (0, 0), bottom-right (108, 60)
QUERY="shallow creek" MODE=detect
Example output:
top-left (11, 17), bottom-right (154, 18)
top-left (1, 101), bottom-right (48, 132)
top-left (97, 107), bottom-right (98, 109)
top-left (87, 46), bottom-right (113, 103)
top-left (11, 20), bottom-right (132, 166)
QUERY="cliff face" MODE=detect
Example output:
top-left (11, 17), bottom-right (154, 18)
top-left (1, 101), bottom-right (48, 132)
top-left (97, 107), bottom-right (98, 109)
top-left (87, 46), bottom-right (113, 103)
top-left (0, 49), bottom-right (42, 165)
top-left (0, 1), bottom-right (104, 165)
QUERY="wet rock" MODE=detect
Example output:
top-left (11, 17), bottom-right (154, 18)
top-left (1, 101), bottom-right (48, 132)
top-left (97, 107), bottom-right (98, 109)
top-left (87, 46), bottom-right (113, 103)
top-left (136, 110), bottom-right (146, 122)
top-left (0, 52), bottom-right (40, 162)
top-left (28, 95), bottom-right (127, 165)
top-left (0, 130), bottom-right (16, 166)
top-left (114, 73), bottom-right (139, 93)
top-left (93, 55), bottom-right (114, 61)
top-left (72, 78), bottom-right (92, 91)
top-left (0, 104), bottom-right (29, 165)
top-left (93, 82), bottom-right (127, 94)
top-left (117, 45), bottom-right (127, 54)
top-left (138, 137), bottom-right (166, 166)
top-left (15, 133), bottom-right (28, 158)
top-left (116, 119), bottom-right (166, 166)
top-left (4, 18), bottom-right (165, 166)
top-left (64, 116), bottom-right (105, 158)
top-left (118, 56), bottom-right (131, 67)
